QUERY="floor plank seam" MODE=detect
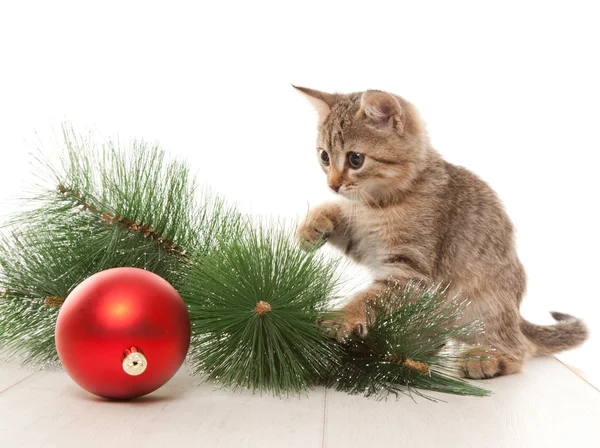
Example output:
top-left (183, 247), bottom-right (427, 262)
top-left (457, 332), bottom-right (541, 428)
top-left (554, 356), bottom-right (600, 393)
top-left (0, 371), bottom-right (38, 395)
top-left (321, 388), bottom-right (328, 448)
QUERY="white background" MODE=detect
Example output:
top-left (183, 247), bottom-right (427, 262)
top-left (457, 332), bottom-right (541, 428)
top-left (0, 2), bottom-right (598, 382)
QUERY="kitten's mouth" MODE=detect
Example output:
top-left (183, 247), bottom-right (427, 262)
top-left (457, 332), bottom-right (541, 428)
top-left (340, 185), bottom-right (377, 203)
top-left (338, 185), bottom-right (359, 200)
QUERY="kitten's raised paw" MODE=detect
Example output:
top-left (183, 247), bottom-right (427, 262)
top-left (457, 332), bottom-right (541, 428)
top-left (296, 213), bottom-right (335, 251)
top-left (317, 317), bottom-right (367, 343)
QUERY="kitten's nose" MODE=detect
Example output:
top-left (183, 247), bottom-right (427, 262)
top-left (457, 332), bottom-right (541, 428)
top-left (329, 184), bottom-right (341, 193)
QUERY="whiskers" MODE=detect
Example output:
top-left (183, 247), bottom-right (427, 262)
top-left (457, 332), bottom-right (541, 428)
top-left (344, 186), bottom-right (381, 238)
top-left (357, 188), bottom-right (382, 212)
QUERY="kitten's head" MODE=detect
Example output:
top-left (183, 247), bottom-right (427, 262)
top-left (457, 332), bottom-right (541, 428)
top-left (294, 86), bottom-right (431, 204)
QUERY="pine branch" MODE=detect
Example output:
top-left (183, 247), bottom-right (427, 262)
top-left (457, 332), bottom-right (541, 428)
top-left (0, 125), bottom-right (242, 366)
top-left (55, 183), bottom-right (189, 259)
top-left (183, 222), bottom-right (343, 395)
top-left (37, 124), bottom-right (243, 260)
top-left (322, 283), bottom-right (491, 400)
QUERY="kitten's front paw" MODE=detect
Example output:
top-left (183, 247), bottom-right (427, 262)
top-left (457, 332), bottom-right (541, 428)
top-left (317, 316), bottom-right (367, 343)
top-left (296, 210), bottom-right (336, 251)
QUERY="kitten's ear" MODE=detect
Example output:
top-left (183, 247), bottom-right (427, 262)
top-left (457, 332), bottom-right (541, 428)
top-left (292, 85), bottom-right (338, 124)
top-left (360, 90), bottom-right (405, 135)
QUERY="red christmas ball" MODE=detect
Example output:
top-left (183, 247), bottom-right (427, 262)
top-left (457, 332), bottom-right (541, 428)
top-left (55, 267), bottom-right (190, 399)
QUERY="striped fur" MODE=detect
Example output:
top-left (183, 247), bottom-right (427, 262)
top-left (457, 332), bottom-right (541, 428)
top-left (295, 86), bottom-right (588, 379)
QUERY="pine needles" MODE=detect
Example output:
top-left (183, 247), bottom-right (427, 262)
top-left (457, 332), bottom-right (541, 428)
top-left (183, 224), bottom-right (342, 395)
top-left (323, 283), bottom-right (490, 400)
top-left (0, 124), bottom-right (239, 366)
top-left (44, 125), bottom-right (240, 261)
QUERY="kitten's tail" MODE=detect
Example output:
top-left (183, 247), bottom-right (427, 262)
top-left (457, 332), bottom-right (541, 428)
top-left (521, 312), bottom-right (588, 356)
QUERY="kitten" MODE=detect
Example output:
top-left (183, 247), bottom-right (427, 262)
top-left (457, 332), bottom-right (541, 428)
top-left (294, 86), bottom-right (587, 378)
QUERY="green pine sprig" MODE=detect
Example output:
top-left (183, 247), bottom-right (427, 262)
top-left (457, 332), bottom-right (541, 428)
top-left (183, 222), bottom-right (343, 395)
top-left (32, 124), bottom-right (242, 260)
top-left (322, 283), bottom-right (491, 400)
top-left (0, 125), bottom-right (241, 366)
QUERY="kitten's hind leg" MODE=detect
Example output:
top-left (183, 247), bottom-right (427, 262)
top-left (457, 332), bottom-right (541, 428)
top-left (459, 346), bottom-right (524, 379)
top-left (458, 308), bottom-right (531, 379)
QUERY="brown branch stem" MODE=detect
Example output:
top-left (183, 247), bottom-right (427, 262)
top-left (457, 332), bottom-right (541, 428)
top-left (57, 184), bottom-right (189, 259)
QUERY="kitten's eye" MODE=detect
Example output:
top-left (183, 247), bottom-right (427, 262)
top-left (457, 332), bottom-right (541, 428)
top-left (347, 152), bottom-right (365, 169)
top-left (320, 150), bottom-right (330, 166)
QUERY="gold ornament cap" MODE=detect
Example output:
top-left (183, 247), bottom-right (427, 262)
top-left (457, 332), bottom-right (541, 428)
top-left (122, 347), bottom-right (148, 376)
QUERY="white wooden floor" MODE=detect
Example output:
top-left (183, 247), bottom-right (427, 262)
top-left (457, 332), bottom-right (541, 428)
top-left (1, 356), bottom-right (598, 448)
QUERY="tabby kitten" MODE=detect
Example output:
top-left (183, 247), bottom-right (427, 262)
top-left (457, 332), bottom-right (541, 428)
top-left (294, 86), bottom-right (587, 378)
